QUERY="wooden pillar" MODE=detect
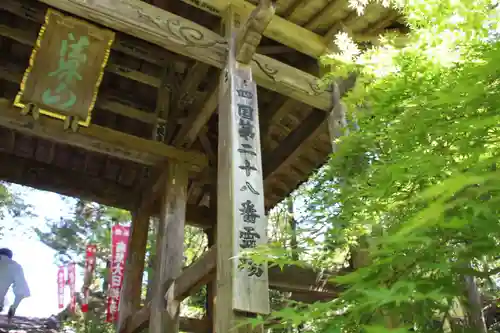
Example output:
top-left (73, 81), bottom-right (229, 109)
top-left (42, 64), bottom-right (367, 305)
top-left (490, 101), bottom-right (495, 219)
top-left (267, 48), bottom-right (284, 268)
top-left (118, 211), bottom-right (149, 332)
top-left (216, 5), bottom-right (273, 333)
top-left (149, 162), bottom-right (189, 333)
top-left (205, 227), bottom-right (216, 333)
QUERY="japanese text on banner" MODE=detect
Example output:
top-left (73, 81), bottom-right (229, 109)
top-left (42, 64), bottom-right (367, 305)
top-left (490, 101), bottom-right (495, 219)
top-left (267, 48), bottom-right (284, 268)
top-left (57, 266), bottom-right (65, 309)
top-left (67, 262), bottom-right (76, 313)
top-left (82, 244), bottom-right (97, 313)
top-left (106, 225), bottom-right (130, 323)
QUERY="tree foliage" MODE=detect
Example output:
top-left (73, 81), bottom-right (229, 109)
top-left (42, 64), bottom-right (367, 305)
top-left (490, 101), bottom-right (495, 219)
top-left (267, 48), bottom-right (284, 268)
top-left (264, 0), bottom-right (500, 332)
top-left (36, 199), bottom-right (209, 332)
top-left (0, 183), bottom-right (34, 236)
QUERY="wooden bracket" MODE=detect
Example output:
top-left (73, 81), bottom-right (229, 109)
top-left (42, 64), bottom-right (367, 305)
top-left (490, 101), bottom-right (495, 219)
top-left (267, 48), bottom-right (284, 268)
top-left (235, 0), bottom-right (276, 64)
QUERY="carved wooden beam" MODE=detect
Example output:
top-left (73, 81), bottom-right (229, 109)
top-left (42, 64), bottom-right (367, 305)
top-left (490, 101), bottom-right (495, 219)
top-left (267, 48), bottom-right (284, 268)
top-left (180, 0), bottom-right (329, 58)
top-left (174, 0), bottom-right (276, 149)
top-left (36, 0), bottom-right (332, 111)
top-left (235, 0), bottom-right (276, 64)
top-left (0, 0), bottom-right (184, 66)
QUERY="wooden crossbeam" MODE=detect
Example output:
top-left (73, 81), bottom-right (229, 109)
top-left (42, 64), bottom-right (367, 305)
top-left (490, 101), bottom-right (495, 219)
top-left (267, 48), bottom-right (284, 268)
top-left (0, 99), bottom-right (207, 170)
top-left (180, 0), bottom-right (328, 58)
top-left (168, 246), bottom-right (217, 301)
top-left (263, 109), bottom-right (326, 179)
top-left (166, 246), bottom-right (340, 302)
top-left (165, 62), bottom-right (210, 143)
top-left (122, 245), bottom-right (341, 333)
top-left (0, 150), bottom-right (214, 228)
top-left (173, 85), bottom-right (218, 148)
top-left (262, 74), bottom-right (357, 181)
top-left (124, 308), bottom-right (210, 333)
top-left (37, 0), bottom-right (332, 111)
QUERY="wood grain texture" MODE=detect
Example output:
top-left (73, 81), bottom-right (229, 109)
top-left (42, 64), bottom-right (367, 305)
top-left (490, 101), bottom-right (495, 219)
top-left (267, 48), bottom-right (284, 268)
top-left (0, 140), bottom-right (213, 228)
top-left (1, 58), bottom-right (165, 127)
top-left (14, 9), bottom-right (114, 126)
top-left (0, 61), bottom-right (207, 169)
top-left (0, 99), bottom-right (158, 166)
top-left (180, 0), bottom-right (328, 57)
top-left (39, 0), bottom-right (227, 68)
top-left (118, 210), bottom-right (149, 333)
top-left (149, 162), bottom-right (188, 333)
top-left (38, 0), bottom-right (332, 111)
top-left (167, 246), bottom-right (217, 301)
top-left (235, 0), bottom-right (276, 64)
top-left (216, 8), bottom-right (269, 333)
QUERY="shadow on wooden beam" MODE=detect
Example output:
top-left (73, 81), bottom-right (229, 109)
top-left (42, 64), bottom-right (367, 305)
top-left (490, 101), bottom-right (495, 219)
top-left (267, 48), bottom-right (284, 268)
top-left (169, 246), bottom-right (341, 302)
top-left (125, 306), bottom-right (210, 333)
top-left (123, 246), bottom-right (343, 333)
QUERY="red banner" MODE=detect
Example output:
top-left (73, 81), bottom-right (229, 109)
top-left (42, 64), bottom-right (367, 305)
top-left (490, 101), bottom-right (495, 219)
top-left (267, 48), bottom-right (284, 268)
top-left (57, 266), bottom-right (65, 309)
top-left (106, 225), bottom-right (130, 323)
top-left (67, 262), bottom-right (76, 313)
top-left (82, 244), bottom-right (97, 313)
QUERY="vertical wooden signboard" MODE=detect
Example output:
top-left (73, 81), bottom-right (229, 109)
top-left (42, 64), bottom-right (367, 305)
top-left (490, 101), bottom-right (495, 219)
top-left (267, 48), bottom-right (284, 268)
top-left (217, 24), bottom-right (270, 315)
top-left (14, 8), bottom-right (114, 126)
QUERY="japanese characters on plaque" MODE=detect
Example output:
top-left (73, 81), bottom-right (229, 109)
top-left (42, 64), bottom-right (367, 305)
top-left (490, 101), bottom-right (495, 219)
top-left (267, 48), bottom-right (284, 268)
top-left (224, 65), bottom-right (269, 314)
top-left (106, 225), bottom-right (130, 323)
top-left (13, 8), bottom-right (114, 126)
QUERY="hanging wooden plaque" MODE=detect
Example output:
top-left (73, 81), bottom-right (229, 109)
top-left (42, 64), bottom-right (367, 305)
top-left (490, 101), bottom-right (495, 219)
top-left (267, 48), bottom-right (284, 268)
top-left (14, 8), bottom-right (114, 127)
top-left (218, 60), bottom-right (270, 315)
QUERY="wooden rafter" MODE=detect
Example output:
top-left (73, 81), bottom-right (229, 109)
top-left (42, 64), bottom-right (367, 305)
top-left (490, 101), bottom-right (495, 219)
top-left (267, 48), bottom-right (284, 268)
top-left (0, 148), bottom-right (214, 228)
top-left (180, 0), bottom-right (328, 58)
top-left (36, 0), bottom-right (333, 111)
top-left (263, 109), bottom-right (326, 179)
top-left (262, 74), bottom-right (357, 182)
top-left (165, 62), bottom-right (210, 143)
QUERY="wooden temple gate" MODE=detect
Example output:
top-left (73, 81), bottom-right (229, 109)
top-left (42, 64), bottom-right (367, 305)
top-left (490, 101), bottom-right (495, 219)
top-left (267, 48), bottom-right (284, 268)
top-left (0, 0), bottom-right (406, 332)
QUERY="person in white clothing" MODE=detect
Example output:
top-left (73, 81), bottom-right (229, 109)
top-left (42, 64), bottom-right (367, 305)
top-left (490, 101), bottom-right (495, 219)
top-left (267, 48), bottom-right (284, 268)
top-left (0, 248), bottom-right (30, 320)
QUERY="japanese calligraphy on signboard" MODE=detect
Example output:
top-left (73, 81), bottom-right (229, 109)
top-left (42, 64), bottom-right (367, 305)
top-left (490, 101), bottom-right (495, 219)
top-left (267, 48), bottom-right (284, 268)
top-left (219, 63), bottom-right (270, 314)
top-left (13, 8), bottom-right (114, 127)
top-left (106, 225), bottom-right (130, 323)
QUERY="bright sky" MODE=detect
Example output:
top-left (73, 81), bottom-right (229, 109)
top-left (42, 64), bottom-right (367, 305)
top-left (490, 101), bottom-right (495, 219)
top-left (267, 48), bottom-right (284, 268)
top-left (1, 185), bottom-right (83, 318)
